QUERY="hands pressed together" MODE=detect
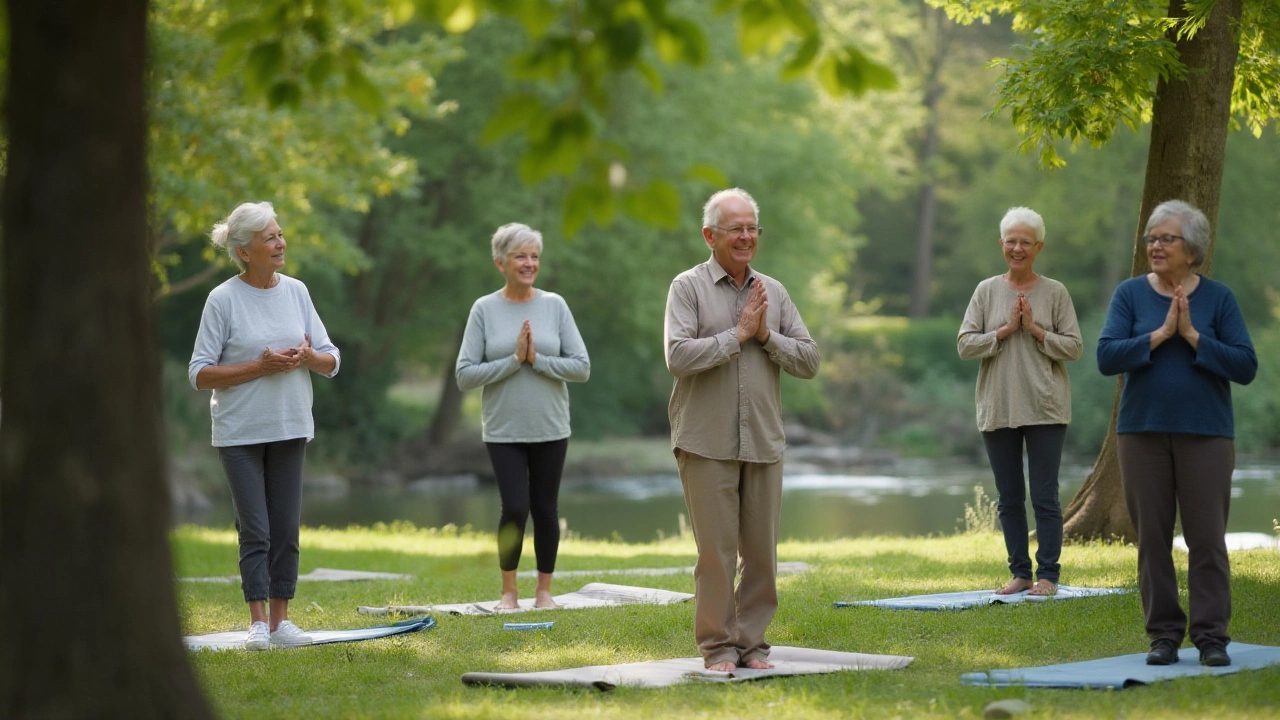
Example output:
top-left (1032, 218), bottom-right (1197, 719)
top-left (258, 334), bottom-right (325, 376)
top-left (734, 279), bottom-right (771, 345)
top-left (1152, 286), bottom-right (1199, 350)
top-left (514, 319), bottom-right (537, 365)
top-left (997, 293), bottom-right (1045, 343)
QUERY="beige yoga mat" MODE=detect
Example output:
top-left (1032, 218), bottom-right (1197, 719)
top-left (358, 582), bottom-right (693, 617)
top-left (181, 567), bottom-right (412, 583)
top-left (461, 645), bottom-right (914, 690)
top-left (515, 560), bottom-right (812, 579)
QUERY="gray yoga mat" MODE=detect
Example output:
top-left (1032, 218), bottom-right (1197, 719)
top-left (962, 643), bottom-right (1280, 689)
top-left (359, 581), bottom-right (694, 616)
top-left (184, 616), bottom-right (434, 652)
top-left (835, 585), bottom-right (1130, 611)
top-left (181, 567), bottom-right (412, 583)
top-left (462, 645), bottom-right (914, 690)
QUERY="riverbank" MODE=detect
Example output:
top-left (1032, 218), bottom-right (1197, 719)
top-left (175, 526), bottom-right (1280, 719)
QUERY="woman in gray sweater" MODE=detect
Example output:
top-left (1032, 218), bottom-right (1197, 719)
top-left (189, 202), bottom-right (340, 649)
top-left (456, 223), bottom-right (590, 609)
top-left (958, 207), bottom-right (1082, 597)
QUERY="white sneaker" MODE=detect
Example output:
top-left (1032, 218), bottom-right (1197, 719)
top-left (269, 619), bottom-right (313, 647)
top-left (244, 621), bottom-right (270, 651)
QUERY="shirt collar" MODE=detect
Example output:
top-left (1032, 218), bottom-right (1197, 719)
top-left (707, 254), bottom-right (755, 288)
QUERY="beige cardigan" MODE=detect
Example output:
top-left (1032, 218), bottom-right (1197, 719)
top-left (957, 275), bottom-right (1082, 432)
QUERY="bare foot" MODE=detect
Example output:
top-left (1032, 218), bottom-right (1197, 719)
top-left (994, 578), bottom-right (1034, 595)
top-left (497, 591), bottom-right (519, 609)
top-left (534, 590), bottom-right (560, 609)
top-left (706, 661), bottom-right (736, 672)
top-left (743, 658), bottom-right (774, 670)
top-left (1028, 579), bottom-right (1058, 597)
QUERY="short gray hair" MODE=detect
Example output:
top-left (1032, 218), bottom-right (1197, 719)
top-left (491, 222), bottom-right (543, 261)
top-left (702, 188), bottom-right (760, 229)
top-left (211, 202), bottom-right (277, 271)
top-left (1145, 199), bottom-right (1210, 267)
top-left (1000, 206), bottom-right (1045, 243)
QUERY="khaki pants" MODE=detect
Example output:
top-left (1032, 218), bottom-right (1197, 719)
top-left (676, 449), bottom-right (783, 667)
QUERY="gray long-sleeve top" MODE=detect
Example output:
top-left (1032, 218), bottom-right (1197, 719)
top-left (957, 275), bottom-right (1082, 432)
top-left (188, 274), bottom-right (340, 447)
top-left (455, 289), bottom-right (590, 443)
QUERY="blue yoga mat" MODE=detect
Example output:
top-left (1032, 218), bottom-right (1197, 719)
top-left (962, 643), bottom-right (1280, 689)
top-left (834, 585), bottom-right (1130, 611)
top-left (184, 616), bottom-right (435, 652)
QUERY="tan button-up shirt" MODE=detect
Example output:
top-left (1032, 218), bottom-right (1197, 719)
top-left (664, 256), bottom-right (820, 463)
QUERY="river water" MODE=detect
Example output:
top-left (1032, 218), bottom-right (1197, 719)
top-left (183, 461), bottom-right (1280, 543)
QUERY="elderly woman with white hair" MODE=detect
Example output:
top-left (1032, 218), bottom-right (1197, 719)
top-left (456, 222), bottom-right (590, 609)
top-left (188, 201), bottom-right (340, 650)
top-left (1099, 199), bottom-right (1256, 668)
top-left (958, 207), bottom-right (1082, 598)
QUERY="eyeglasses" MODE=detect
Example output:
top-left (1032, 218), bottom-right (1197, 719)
top-left (1144, 234), bottom-right (1185, 247)
top-left (1001, 239), bottom-right (1040, 249)
top-left (713, 225), bottom-right (762, 237)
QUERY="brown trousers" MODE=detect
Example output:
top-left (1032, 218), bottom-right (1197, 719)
top-left (676, 449), bottom-right (783, 667)
top-left (1117, 432), bottom-right (1234, 648)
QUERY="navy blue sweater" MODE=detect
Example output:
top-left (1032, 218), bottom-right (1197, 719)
top-left (1097, 276), bottom-right (1256, 437)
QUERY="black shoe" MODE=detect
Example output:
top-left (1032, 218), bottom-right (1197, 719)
top-left (1199, 643), bottom-right (1231, 667)
top-left (1146, 638), bottom-right (1180, 665)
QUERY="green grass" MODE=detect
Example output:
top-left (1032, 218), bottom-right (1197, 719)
top-left (174, 525), bottom-right (1280, 719)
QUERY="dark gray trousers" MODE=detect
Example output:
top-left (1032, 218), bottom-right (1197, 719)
top-left (981, 424), bottom-right (1067, 583)
top-left (1118, 432), bottom-right (1234, 648)
top-left (219, 438), bottom-right (307, 602)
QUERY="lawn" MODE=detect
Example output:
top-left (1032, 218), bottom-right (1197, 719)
top-left (174, 524), bottom-right (1280, 719)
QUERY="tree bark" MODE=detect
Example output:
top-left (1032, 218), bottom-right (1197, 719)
top-left (0, 0), bottom-right (212, 716)
top-left (908, 6), bottom-right (948, 319)
top-left (426, 326), bottom-right (467, 447)
top-left (1063, 0), bottom-right (1243, 542)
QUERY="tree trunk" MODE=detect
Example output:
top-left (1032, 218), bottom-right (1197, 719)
top-left (426, 326), bottom-right (467, 447)
top-left (0, 0), bottom-right (212, 717)
top-left (908, 7), bottom-right (947, 319)
top-left (1063, 0), bottom-right (1243, 542)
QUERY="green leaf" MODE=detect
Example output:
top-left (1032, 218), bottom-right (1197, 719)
top-left (444, 0), bottom-right (477, 33)
top-left (215, 19), bottom-right (262, 46)
top-left (267, 80), bottom-right (303, 110)
top-left (817, 45), bottom-right (898, 97)
top-left (635, 60), bottom-right (664, 95)
top-left (343, 65), bottom-right (386, 113)
top-left (245, 41), bottom-right (285, 95)
top-left (603, 19), bottom-right (645, 69)
top-left (781, 35), bottom-right (821, 79)
top-left (307, 51), bottom-right (336, 91)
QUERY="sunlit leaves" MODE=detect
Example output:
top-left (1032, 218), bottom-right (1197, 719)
top-left (817, 44), bottom-right (897, 96)
top-left (933, 0), bottom-right (1280, 167)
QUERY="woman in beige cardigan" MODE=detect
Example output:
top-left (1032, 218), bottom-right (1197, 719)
top-left (958, 207), bottom-right (1082, 597)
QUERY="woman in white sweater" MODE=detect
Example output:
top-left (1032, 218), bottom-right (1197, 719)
top-left (957, 207), bottom-right (1082, 597)
top-left (456, 223), bottom-right (590, 609)
top-left (188, 202), bottom-right (340, 650)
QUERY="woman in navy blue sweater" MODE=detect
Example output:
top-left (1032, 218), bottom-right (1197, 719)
top-left (1098, 200), bottom-right (1256, 668)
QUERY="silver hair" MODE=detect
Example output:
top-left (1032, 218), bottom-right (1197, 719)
top-left (1145, 199), bottom-right (1209, 268)
top-left (491, 222), bottom-right (544, 261)
top-left (211, 201), bottom-right (277, 272)
top-left (999, 206), bottom-right (1045, 243)
top-left (702, 188), bottom-right (760, 229)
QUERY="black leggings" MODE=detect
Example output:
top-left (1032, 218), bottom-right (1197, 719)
top-left (486, 439), bottom-right (569, 573)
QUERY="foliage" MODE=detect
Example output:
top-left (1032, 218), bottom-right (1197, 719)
top-left (173, 525), bottom-right (1280, 718)
top-left (960, 484), bottom-right (997, 533)
top-left (929, 0), bottom-right (1280, 167)
top-left (149, 0), bottom-right (456, 294)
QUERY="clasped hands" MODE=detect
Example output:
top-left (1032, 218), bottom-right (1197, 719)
top-left (258, 334), bottom-right (321, 375)
top-left (514, 319), bottom-right (537, 364)
top-left (997, 293), bottom-right (1045, 343)
top-left (1152, 286), bottom-right (1199, 349)
top-left (734, 279), bottom-right (771, 345)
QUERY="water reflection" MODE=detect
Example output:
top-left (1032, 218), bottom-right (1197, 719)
top-left (181, 462), bottom-right (1280, 543)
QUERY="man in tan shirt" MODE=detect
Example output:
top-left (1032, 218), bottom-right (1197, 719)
top-left (663, 188), bottom-right (820, 671)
